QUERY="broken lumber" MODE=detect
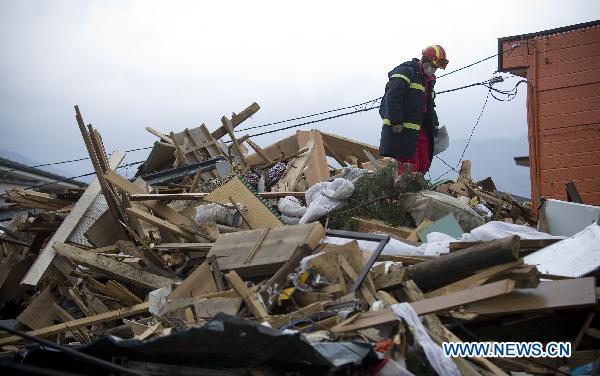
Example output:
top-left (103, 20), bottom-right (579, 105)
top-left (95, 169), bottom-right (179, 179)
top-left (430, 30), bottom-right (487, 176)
top-left (0, 302), bottom-right (150, 345)
top-left (224, 271), bottom-right (269, 319)
top-left (21, 151), bottom-right (125, 286)
top-left (53, 242), bottom-right (173, 290)
top-left (408, 236), bottom-right (520, 292)
top-left (128, 191), bottom-right (305, 201)
top-left (332, 279), bottom-right (516, 333)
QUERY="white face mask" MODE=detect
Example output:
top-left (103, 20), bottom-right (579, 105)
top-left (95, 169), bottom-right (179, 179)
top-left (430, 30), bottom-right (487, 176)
top-left (423, 62), bottom-right (437, 76)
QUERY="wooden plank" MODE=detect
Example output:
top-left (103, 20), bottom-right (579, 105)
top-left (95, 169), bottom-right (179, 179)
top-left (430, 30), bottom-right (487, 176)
top-left (462, 277), bottom-right (598, 315)
top-left (105, 280), bottom-right (143, 306)
top-left (332, 279), bottom-right (516, 333)
top-left (204, 176), bottom-right (282, 229)
top-left (340, 256), bottom-right (376, 305)
top-left (125, 207), bottom-right (200, 242)
top-left (211, 102), bottom-right (260, 141)
top-left (296, 130), bottom-right (330, 188)
top-left (354, 217), bottom-right (412, 239)
top-left (104, 170), bottom-right (193, 228)
top-left (17, 286), bottom-right (58, 330)
top-left (244, 133), bottom-right (300, 167)
top-left (54, 242), bottom-right (173, 290)
top-left (145, 127), bottom-right (173, 144)
top-left (373, 267), bottom-right (408, 290)
top-left (21, 151), bottom-right (125, 286)
top-left (320, 131), bottom-right (380, 164)
top-left (458, 160), bottom-right (472, 183)
top-left (0, 302), bottom-right (150, 345)
top-left (322, 140), bottom-right (346, 166)
top-left (52, 303), bottom-right (90, 344)
top-left (128, 191), bottom-right (305, 201)
top-left (245, 139), bottom-right (273, 165)
top-left (425, 260), bottom-right (523, 298)
top-left (224, 271), bottom-right (269, 319)
top-left (406, 219), bottom-right (432, 242)
top-left (273, 141), bottom-right (315, 192)
top-left (408, 236), bottom-right (520, 292)
top-left (448, 239), bottom-right (560, 252)
top-left (84, 210), bottom-right (121, 247)
top-left (221, 116), bottom-right (246, 168)
top-left (268, 302), bottom-right (324, 329)
top-left (208, 223), bottom-right (323, 278)
top-left (168, 260), bottom-right (217, 300)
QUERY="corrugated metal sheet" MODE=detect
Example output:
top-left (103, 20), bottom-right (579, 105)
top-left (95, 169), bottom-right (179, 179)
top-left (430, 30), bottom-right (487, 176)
top-left (499, 22), bottom-right (600, 206)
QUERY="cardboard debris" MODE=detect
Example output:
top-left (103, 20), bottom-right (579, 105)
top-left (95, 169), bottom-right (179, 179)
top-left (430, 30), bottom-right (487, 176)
top-left (0, 105), bottom-right (598, 375)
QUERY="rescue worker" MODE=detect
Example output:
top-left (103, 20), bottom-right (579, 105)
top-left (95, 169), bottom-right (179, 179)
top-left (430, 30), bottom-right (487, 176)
top-left (379, 45), bottom-right (449, 175)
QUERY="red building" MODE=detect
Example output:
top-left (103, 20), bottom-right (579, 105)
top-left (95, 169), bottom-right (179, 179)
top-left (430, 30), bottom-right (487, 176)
top-left (498, 20), bottom-right (600, 206)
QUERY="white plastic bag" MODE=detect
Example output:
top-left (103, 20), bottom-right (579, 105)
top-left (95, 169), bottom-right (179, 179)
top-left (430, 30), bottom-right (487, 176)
top-left (277, 196), bottom-right (307, 218)
top-left (299, 178), bottom-right (355, 224)
top-left (392, 303), bottom-right (460, 376)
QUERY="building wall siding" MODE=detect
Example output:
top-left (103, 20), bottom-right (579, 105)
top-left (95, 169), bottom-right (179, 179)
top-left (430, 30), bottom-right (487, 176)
top-left (501, 24), bottom-right (600, 205)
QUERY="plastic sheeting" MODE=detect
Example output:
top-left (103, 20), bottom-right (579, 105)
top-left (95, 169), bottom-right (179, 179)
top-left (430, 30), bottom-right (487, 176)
top-left (17, 314), bottom-right (377, 373)
top-left (391, 303), bottom-right (460, 376)
top-left (278, 196), bottom-right (307, 224)
top-left (324, 221), bottom-right (564, 257)
top-left (396, 191), bottom-right (485, 232)
top-left (524, 223), bottom-right (600, 277)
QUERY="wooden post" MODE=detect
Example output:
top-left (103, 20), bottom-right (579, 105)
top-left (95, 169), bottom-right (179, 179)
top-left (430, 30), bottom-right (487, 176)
top-left (408, 236), bottom-right (520, 292)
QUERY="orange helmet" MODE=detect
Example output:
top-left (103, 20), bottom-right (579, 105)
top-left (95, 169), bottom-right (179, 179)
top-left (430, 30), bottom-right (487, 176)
top-left (422, 45), bottom-right (448, 69)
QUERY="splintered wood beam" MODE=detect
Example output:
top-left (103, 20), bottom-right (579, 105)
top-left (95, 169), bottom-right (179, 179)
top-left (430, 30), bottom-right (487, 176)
top-left (75, 107), bottom-right (128, 240)
top-left (408, 236), bottom-right (520, 292)
top-left (145, 127), bottom-right (174, 145)
top-left (245, 139), bottom-right (274, 165)
top-left (225, 271), bottom-right (269, 319)
top-left (21, 151), bottom-right (125, 287)
top-left (127, 191), bottom-right (305, 201)
top-left (125, 207), bottom-right (201, 242)
top-left (53, 242), bottom-right (173, 290)
top-left (332, 279), bottom-right (516, 333)
top-left (170, 132), bottom-right (191, 165)
top-left (221, 116), bottom-right (247, 169)
top-left (211, 102), bottom-right (260, 140)
top-left (458, 160), bottom-right (472, 183)
top-left (0, 302), bottom-right (150, 345)
top-left (104, 170), bottom-right (194, 228)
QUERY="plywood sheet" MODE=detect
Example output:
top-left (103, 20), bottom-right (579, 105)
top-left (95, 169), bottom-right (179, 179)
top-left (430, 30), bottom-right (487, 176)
top-left (320, 131), bottom-right (380, 164)
top-left (463, 277), bottom-right (597, 315)
top-left (208, 223), bottom-right (324, 277)
top-left (204, 177), bottom-right (282, 229)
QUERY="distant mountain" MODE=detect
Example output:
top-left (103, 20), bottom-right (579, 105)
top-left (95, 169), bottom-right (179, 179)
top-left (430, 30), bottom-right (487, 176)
top-left (428, 135), bottom-right (531, 198)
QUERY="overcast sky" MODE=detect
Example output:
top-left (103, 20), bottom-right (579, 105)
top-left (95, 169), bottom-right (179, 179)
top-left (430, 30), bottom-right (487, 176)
top-left (1, 0), bottom-right (598, 181)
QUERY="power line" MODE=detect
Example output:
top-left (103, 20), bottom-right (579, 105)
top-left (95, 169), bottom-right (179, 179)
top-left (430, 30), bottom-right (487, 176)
top-left (1, 47), bottom-right (524, 193)
top-left (433, 87), bottom-right (493, 182)
top-left (2, 47), bottom-right (520, 174)
top-left (233, 45), bottom-right (522, 136)
top-left (0, 146), bottom-right (153, 174)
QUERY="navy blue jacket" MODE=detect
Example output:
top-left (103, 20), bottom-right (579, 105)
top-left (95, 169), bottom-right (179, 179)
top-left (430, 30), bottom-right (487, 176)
top-left (379, 59), bottom-right (439, 160)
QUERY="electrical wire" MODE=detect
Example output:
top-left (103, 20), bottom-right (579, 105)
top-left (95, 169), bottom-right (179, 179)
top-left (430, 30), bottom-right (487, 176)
top-left (1, 47), bottom-right (525, 194)
top-left (0, 146), bottom-right (153, 174)
top-left (432, 87), bottom-right (492, 182)
top-left (232, 44), bottom-right (523, 136)
top-left (0, 160), bottom-right (144, 198)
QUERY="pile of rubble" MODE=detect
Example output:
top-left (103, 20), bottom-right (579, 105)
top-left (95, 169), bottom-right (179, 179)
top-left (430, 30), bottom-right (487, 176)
top-left (0, 103), bottom-right (599, 375)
